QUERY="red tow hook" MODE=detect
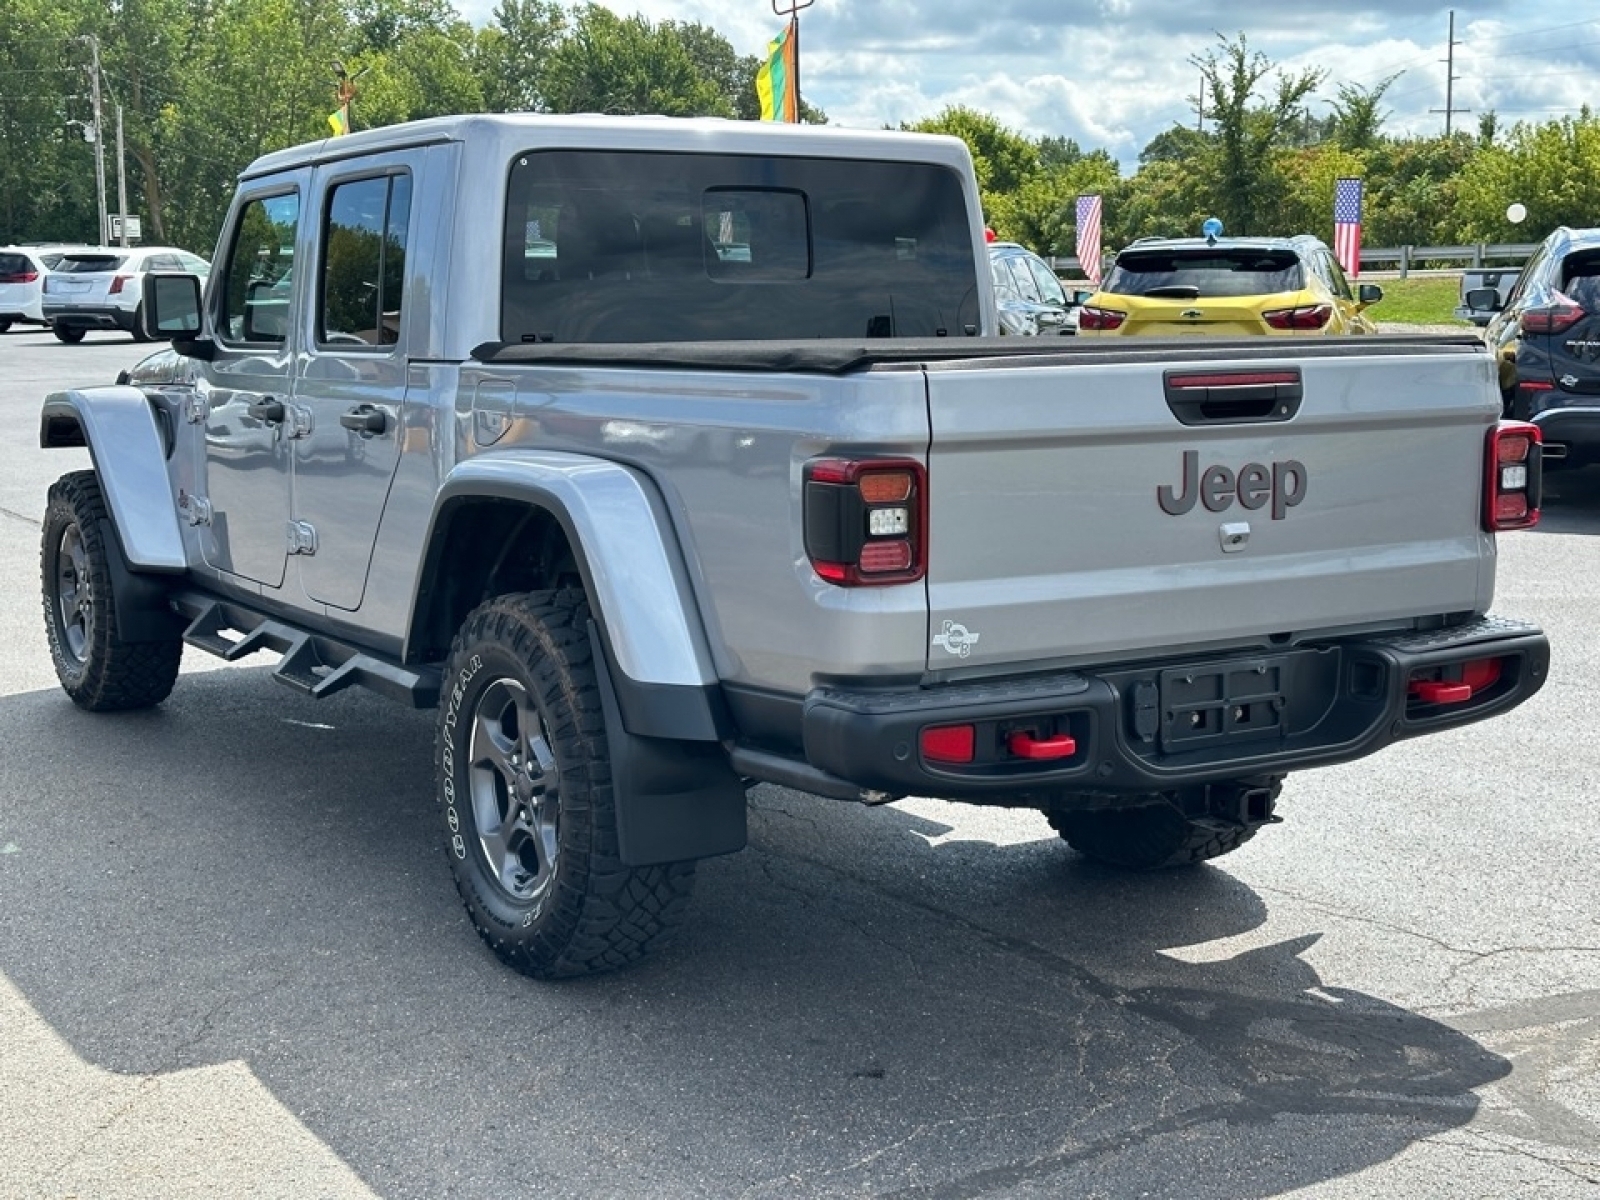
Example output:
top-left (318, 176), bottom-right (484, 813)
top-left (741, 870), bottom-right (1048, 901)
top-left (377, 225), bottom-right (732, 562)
top-left (1007, 731), bottom-right (1077, 760)
top-left (1408, 680), bottom-right (1473, 705)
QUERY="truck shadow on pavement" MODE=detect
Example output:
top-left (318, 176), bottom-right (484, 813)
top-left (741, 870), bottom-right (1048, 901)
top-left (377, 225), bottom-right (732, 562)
top-left (0, 671), bottom-right (1518, 1198)
top-left (1539, 466), bottom-right (1600, 533)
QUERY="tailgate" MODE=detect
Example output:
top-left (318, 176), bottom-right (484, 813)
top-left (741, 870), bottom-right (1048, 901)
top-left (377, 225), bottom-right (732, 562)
top-left (923, 343), bottom-right (1499, 672)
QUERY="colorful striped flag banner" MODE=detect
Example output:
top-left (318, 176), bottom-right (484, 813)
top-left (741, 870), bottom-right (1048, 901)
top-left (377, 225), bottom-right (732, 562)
top-left (1334, 177), bottom-right (1363, 276)
top-left (1075, 194), bottom-right (1103, 284)
top-left (756, 24), bottom-right (797, 122)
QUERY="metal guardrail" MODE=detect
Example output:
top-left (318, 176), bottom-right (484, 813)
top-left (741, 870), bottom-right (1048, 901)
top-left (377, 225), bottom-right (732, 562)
top-left (1047, 242), bottom-right (1537, 280)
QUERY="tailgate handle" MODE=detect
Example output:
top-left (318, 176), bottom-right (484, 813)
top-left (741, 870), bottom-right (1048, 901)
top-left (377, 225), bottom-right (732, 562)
top-left (1164, 369), bottom-right (1303, 425)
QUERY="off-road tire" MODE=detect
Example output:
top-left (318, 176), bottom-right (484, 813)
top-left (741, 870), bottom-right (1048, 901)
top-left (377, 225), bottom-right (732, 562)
top-left (436, 589), bottom-right (696, 979)
top-left (1048, 792), bottom-right (1270, 871)
top-left (52, 324), bottom-right (85, 343)
top-left (41, 471), bottom-right (183, 711)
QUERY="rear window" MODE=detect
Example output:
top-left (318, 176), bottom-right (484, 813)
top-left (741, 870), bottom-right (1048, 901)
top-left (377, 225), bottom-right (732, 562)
top-left (1104, 248), bottom-right (1303, 299)
top-left (56, 255), bottom-right (127, 274)
top-left (1560, 251), bottom-right (1600, 313)
top-left (501, 150), bottom-right (980, 343)
top-left (0, 252), bottom-right (32, 275)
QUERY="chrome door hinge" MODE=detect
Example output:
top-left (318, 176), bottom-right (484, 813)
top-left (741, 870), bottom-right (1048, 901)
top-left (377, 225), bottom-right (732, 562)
top-left (286, 520), bottom-right (318, 555)
top-left (176, 489), bottom-right (212, 526)
top-left (185, 395), bottom-right (209, 424)
top-left (287, 404), bottom-right (314, 440)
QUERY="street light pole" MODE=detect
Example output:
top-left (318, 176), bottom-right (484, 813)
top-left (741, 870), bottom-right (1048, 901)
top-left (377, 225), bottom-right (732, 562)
top-left (79, 34), bottom-right (108, 245)
top-left (115, 104), bottom-right (129, 246)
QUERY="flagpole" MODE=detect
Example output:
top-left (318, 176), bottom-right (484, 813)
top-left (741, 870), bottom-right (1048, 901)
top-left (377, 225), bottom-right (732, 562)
top-left (771, 0), bottom-right (815, 123)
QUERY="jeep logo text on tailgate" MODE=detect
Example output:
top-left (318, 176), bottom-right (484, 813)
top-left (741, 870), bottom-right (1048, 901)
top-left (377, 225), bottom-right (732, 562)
top-left (1158, 451), bottom-right (1307, 520)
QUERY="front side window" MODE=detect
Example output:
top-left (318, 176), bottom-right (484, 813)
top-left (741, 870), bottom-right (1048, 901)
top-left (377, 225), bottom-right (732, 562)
top-left (501, 149), bottom-right (979, 342)
top-left (1025, 256), bottom-right (1068, 306)
top-left (221, 191), bottom-right (299, 344)
top-left (319, 173), bottom-right (412, 347)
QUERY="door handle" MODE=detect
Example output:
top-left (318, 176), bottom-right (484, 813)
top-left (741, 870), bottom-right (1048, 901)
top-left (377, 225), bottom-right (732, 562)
top-left (247, 397), bottom-right (285, 422)
top-left (339, 404), bottom-right (387, 435)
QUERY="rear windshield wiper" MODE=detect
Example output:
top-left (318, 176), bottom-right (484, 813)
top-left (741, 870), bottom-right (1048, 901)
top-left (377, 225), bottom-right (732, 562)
top-left (1140, 285), bottom-right (1202, 300)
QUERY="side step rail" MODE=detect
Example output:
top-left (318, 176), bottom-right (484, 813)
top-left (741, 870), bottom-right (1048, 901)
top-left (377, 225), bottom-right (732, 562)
top-left (174, 593), bottom-right (440, 708)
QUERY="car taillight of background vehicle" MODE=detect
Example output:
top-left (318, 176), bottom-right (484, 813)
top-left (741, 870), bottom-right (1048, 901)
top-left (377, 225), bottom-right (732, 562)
top-left (0, 270), bottom-right (38, 284)
top-left (1520, 302), bottom-right (1585, 335)
top-left (1485, 421), bottom-right (1541, 532)
top-left (1262, 304), bottom-right (1332, 331)
top-left (1078, 306), bottom-right (1126, 331)
top-left (108, 275), bottom-right (132, 295)
top-left (803, 457), bottom-right (927, 586)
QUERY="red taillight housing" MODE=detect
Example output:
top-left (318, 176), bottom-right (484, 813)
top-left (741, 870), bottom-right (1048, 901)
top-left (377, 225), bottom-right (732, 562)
top-left (1485, 421), bottom-right (1541, 532)
top-left (1078, 305), bottom-right (1126, 331)
top-left (1262, 303), bottom-right (1333, 331)
top-left (1521, 302), bottom-right (1584, 335)
top-left (804, 457), bottom-right (927, 586)
top-left (0, 270), bottom-right (39, 284)
top-left (108, 274), bottom-right (131, 295)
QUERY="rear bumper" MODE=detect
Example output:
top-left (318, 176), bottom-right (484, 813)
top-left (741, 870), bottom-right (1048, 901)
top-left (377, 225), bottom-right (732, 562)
top-left (1529, 402), bottom-right (1600, 458)
top-left (43, 303), bottom-right (136, 331)
top-left (790, 616), bottom-right (1549, 801)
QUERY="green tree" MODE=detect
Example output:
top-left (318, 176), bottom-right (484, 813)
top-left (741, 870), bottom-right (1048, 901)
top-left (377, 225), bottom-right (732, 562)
top-left (1191, 33), bottom-right (1325, 234)
top-left (1328, 74), bottom-right (1400, 152)
top-left (542, 5), bottom-right (728, 117)
top-left (905, 106), bottom-right (1040, 196)
top-left (476, 0), bottom-right (563, 112)
top-left (1452, 110), bottom-right (1600, 239)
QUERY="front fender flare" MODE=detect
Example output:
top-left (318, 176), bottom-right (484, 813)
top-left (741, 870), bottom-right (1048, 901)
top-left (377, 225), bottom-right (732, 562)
top-left (40, 388), bottom-right (185, 572)
top-left (416, 450), bottom-right (725, 738)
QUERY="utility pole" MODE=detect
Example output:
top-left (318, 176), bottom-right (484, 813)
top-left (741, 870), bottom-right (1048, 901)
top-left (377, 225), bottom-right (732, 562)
top-left (79, 34), bottom-right (108, 245)
top-left (1429, 9), bottom-right (1470, 136)
top-left (115, 105), bottom-right (129, 247)
top-left (1197, 70), bottom-right (1206, 133)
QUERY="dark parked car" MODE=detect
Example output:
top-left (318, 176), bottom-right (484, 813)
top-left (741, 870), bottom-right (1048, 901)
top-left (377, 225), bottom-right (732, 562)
top-left (1477, 226), bottom-right (1600, 467)
top-left (988, 241), bottom-right (1087, 335)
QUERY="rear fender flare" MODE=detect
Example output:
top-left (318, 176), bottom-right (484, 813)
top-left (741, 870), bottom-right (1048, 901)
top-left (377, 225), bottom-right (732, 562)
top-left (413, 451), bottom-right (726, 740)
top-left (39, 388), bottom-right (185, 572)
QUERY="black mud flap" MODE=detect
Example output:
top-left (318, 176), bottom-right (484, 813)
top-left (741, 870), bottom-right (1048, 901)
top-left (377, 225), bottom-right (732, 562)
top-left (589, 624), bottom-right (747, 866)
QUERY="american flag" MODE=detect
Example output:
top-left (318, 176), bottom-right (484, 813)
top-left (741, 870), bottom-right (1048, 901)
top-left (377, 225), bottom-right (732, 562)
top-left (1334, 177), bottom-right (1363, 277)
top-left (1075, 194), bottom-right (1103, 284)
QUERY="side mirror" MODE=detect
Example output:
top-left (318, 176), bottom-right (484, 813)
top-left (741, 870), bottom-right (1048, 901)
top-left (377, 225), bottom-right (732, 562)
top-left (143, 273), bottom-right (203, 339)
top-left (1071, 289), bottom-right (1096, 306)
top-left (1463, 287), bottom-right (1503, 313)
top-left (1357, 283), bottom-right (1384, 306)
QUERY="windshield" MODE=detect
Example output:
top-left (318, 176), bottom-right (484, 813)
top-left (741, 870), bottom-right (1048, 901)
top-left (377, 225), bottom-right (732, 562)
top-left (501, 149), bottom-right (980, 343)
top-left (1105, 248), bottom-right (1302, 299)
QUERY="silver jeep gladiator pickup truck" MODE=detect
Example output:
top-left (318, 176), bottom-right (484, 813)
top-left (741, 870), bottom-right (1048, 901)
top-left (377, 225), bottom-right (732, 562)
top-left (39, 114), bottom-right (1550, 978)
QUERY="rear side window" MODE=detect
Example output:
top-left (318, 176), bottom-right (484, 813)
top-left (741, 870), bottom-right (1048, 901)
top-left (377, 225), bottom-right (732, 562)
top-left (56, 255), bottom-right (126, 273)
top-left (319, 173), bottom-right (411, 347)
top-left (501, 149), bottom-right (979, 342)
top-left (1105, 249), bottom-right (1302, 299)
top-left (219, 192), bottom-right (299, 345)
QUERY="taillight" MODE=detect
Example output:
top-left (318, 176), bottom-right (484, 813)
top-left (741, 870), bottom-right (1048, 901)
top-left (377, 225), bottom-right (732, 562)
top-left (804, 457), bottom-right (927, 586)
top-left (1521, 303), bottom-right (1584, 335)
top-left (1485, 421), bottom-right (1541, 531)
top-left (0, 270), bottom-right (39, 284)
top-left (1078, 305), bottom-right (1126, 331)
top-left (108, 274), bottom-right (131, 295)
top-left (1262, 303), bottom-right (1333, 331)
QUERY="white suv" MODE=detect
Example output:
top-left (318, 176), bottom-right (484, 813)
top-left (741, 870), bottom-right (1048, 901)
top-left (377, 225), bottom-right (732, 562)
top-left (42, 246), bottom-right (210, 343)
top-left (0, 246), bottom-right (53, 332)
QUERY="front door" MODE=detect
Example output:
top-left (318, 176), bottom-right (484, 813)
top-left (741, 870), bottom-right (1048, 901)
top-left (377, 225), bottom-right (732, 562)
top-left (197, 184), bottom-right (306, 589)
top-left (292, 159), bottom-right (420, 611)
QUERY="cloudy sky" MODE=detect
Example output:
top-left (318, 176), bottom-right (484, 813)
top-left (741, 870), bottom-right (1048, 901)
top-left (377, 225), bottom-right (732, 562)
top-left (457, 1), bottom-right (1600, 167)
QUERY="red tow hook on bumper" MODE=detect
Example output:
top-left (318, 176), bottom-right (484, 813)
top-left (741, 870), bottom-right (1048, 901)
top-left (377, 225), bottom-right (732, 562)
top-left (1407, 657), bottom-right (1503, 706)
top-left (1007, 731), bottom-right (1077, 760)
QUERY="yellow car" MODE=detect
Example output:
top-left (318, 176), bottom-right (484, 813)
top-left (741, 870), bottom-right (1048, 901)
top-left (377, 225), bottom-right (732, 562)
top-left (1077, 232), bottom-right (1382, 336)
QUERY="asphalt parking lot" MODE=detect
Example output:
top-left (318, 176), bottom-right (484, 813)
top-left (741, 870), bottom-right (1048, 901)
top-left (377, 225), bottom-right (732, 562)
top-left (0, 326), bottom-right (1597, 1198)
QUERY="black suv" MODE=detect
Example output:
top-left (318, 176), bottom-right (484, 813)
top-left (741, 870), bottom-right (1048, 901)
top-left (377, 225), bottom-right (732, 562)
top-left (1478, 226), bottom-right (1600, 468)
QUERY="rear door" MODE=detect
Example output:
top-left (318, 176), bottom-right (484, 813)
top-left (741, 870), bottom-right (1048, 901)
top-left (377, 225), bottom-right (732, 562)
top-left (291, 153), bottom-right (421, 611)
top-left (922, 344), bottom-right (1498, 672)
